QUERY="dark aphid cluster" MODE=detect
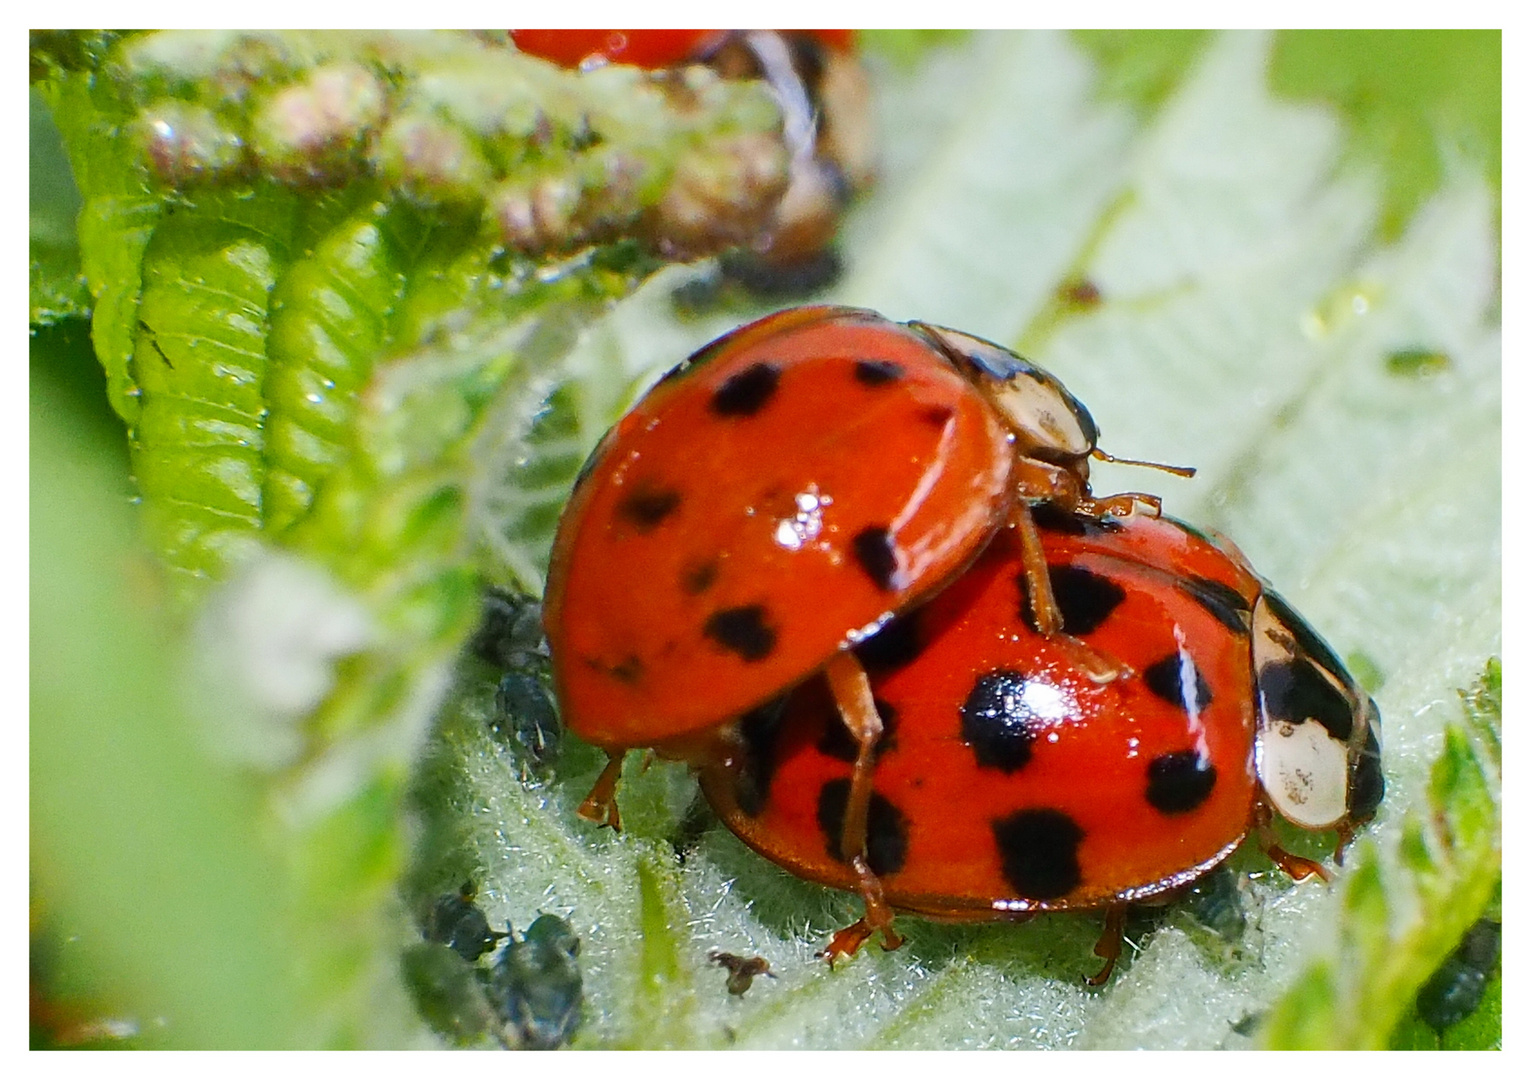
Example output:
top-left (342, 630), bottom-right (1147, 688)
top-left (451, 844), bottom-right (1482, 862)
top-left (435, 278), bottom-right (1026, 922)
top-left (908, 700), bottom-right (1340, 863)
top-left (471, 588), bottom-right (562, 770)
top-left (423, 882), bottom-right (506, 963)
top-left (404, 884), bottom-right (583, 1050)
top-left (1416, 917), bottom-right (1500, 1033)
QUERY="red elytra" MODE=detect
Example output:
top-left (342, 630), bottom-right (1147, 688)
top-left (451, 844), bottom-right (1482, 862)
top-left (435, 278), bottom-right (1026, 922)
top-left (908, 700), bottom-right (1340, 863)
top-left (543, 306), bottom-right (1013, 752)
top-left (694, 510), bottom-right (1383, 979)
top-left (510, 29), bottom-right (727, 69)
top-left (509, 29), bottom-right (852, 69)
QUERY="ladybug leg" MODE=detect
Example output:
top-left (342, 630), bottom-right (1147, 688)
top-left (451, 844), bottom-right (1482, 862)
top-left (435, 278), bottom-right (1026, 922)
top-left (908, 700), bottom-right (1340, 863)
top-left (1260, 835), bottom-right (1331, 883)
top-left (1085, 904), bottom-right (1129, 986)
top-left (816, 859), bottom-right (904, 966)
top-left (576, 751), bottom-right (626, 831)
top-left (1012, 501), bottom-right (1064, 636)
top-left (1252, 806), bottom-right (1332, 883)
top-left (818, 919), bottom-right (873, 966)
top-left (824, 652), bottom-right (882, 860)
top-left (823, 653), bottom-right (905, 955)
top-left (1011, 505), bottom-right (1132, 684)
top-left (1079, 491), bottom-right (1162, 518)
top-left (1330, 812), bottom-right (1377, 865)
top-left (850, 854), bottom-right (904, 952)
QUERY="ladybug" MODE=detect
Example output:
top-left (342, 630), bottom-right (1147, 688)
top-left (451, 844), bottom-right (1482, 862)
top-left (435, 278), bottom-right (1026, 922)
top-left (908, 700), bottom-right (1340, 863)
top-left (543, 305), bottom-right (1187, 832)
top-left (693, 510), bottom-right (1384, 980)
top-left (509, 30), bottom-right (733, 70)
top-left (510, 30), bottom-right (873, 294)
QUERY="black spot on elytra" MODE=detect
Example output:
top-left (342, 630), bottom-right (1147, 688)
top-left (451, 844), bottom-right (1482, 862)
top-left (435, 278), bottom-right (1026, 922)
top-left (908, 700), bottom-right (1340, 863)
top-left (992, 808), bottom-right (1084, 899)
top-left (618, 486), bottom-right (682, 531)
top-left (1143, 652), bottom-right (1213, 714)
top-left (854, 612), bottom-right (925, 673)
top-left (1021, 564), bottom-right (1126, 636)
top-left (1179, 576), bottom-right (1252, 634)
top-left (680, 559), bottom-right (718, 595)
top-left (1349, 709), bottom-right (1385, 820)
top-left (852, 526), bottom-right (901, 592)
top-left (704, 605), bottom-right (778, 662)
top-left (1146, 750), bottom-right (1218, 814)
top-left (854, 359), bottom-right (903, 385)
top-left (734, 695), bottom-right (788, 816)
top-left (818, 699), bottom-right (898, 762)
top-left (608, 656), bottom-right (643, 684)
top-left (1030, 504), bottom-right (1125, 537)
top-left (816, 779), bottom-right (909, 875)
top-left (961, 670), bottom-right (1054, 773)
top-left (711, 362), bottom-right (781, 417)
top-left (919, 404), bottom-right (956, 429)
top-left (1258, 658), bottom-right (1353, 741)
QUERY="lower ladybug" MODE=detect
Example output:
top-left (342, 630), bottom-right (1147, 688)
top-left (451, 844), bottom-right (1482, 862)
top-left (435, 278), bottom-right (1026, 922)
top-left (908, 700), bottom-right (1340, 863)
top-left (695, 510), bottom-right (1384, 981)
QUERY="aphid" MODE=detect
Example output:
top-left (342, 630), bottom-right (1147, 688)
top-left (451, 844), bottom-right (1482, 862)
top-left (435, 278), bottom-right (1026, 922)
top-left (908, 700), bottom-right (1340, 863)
top-left (486, 916), bottom-right (584, 1050)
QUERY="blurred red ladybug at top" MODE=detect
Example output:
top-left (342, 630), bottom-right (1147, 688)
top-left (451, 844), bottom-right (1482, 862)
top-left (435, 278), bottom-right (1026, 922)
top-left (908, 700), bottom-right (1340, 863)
top-left (510, 29), bottom-right (873, 295)
top-left (509, 29), bottom-right (855, 69)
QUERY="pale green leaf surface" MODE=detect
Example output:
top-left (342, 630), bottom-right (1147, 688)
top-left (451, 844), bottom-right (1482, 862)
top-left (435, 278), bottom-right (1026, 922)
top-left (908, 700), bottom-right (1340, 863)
top-left (412, 30), bottom-right (1499, 1049)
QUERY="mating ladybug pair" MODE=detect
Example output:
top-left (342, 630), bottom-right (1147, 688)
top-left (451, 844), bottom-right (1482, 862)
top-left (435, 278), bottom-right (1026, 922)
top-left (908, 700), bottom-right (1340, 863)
top-left (541, 305), bottom-right (1383, 981)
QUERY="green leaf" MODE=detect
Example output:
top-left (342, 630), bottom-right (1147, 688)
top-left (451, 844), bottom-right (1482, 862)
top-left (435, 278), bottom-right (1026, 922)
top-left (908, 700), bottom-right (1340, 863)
top-left (1073, 30), bottom-right (1212, 113)
top-left (31, 351), bottom-right (305, 1047)
top-left (29, 89), bottom-right (88, 324)
top-left (1270, 30), bottom-right (1501, 240)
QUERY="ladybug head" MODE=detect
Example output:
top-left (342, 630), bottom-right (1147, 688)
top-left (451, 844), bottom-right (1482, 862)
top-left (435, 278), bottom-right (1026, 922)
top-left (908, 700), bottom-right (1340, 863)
top-left (907, 321), bottom-right (1099, 470)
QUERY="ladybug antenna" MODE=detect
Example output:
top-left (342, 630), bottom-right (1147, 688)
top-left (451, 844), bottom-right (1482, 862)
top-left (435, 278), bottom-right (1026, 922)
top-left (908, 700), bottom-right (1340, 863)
top-left (1092, 448), bottom-right (1196, 478)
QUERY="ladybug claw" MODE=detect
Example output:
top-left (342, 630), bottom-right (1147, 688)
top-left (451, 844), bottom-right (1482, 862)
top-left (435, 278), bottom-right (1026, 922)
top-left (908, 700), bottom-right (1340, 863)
top-left (1085, 904), bottom-right (1128, 987)
top-left (1057, 633), bottom-right (1133, 684)
top-left (818, 919), bottom-right (874, 967)
top-left (575, 792), bottom-right (623, 831)
top-left (1085, 955), bottom-right (1118, 987)
top-left (576, 752), bottom-right (627, 831)
top-left (1260, 833), bottom-right (1332, 884)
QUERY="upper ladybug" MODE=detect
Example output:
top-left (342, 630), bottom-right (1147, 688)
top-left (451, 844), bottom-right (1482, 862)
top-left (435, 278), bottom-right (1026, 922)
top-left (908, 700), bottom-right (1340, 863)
top-left (543, 305), bottom-right (1180, 827)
